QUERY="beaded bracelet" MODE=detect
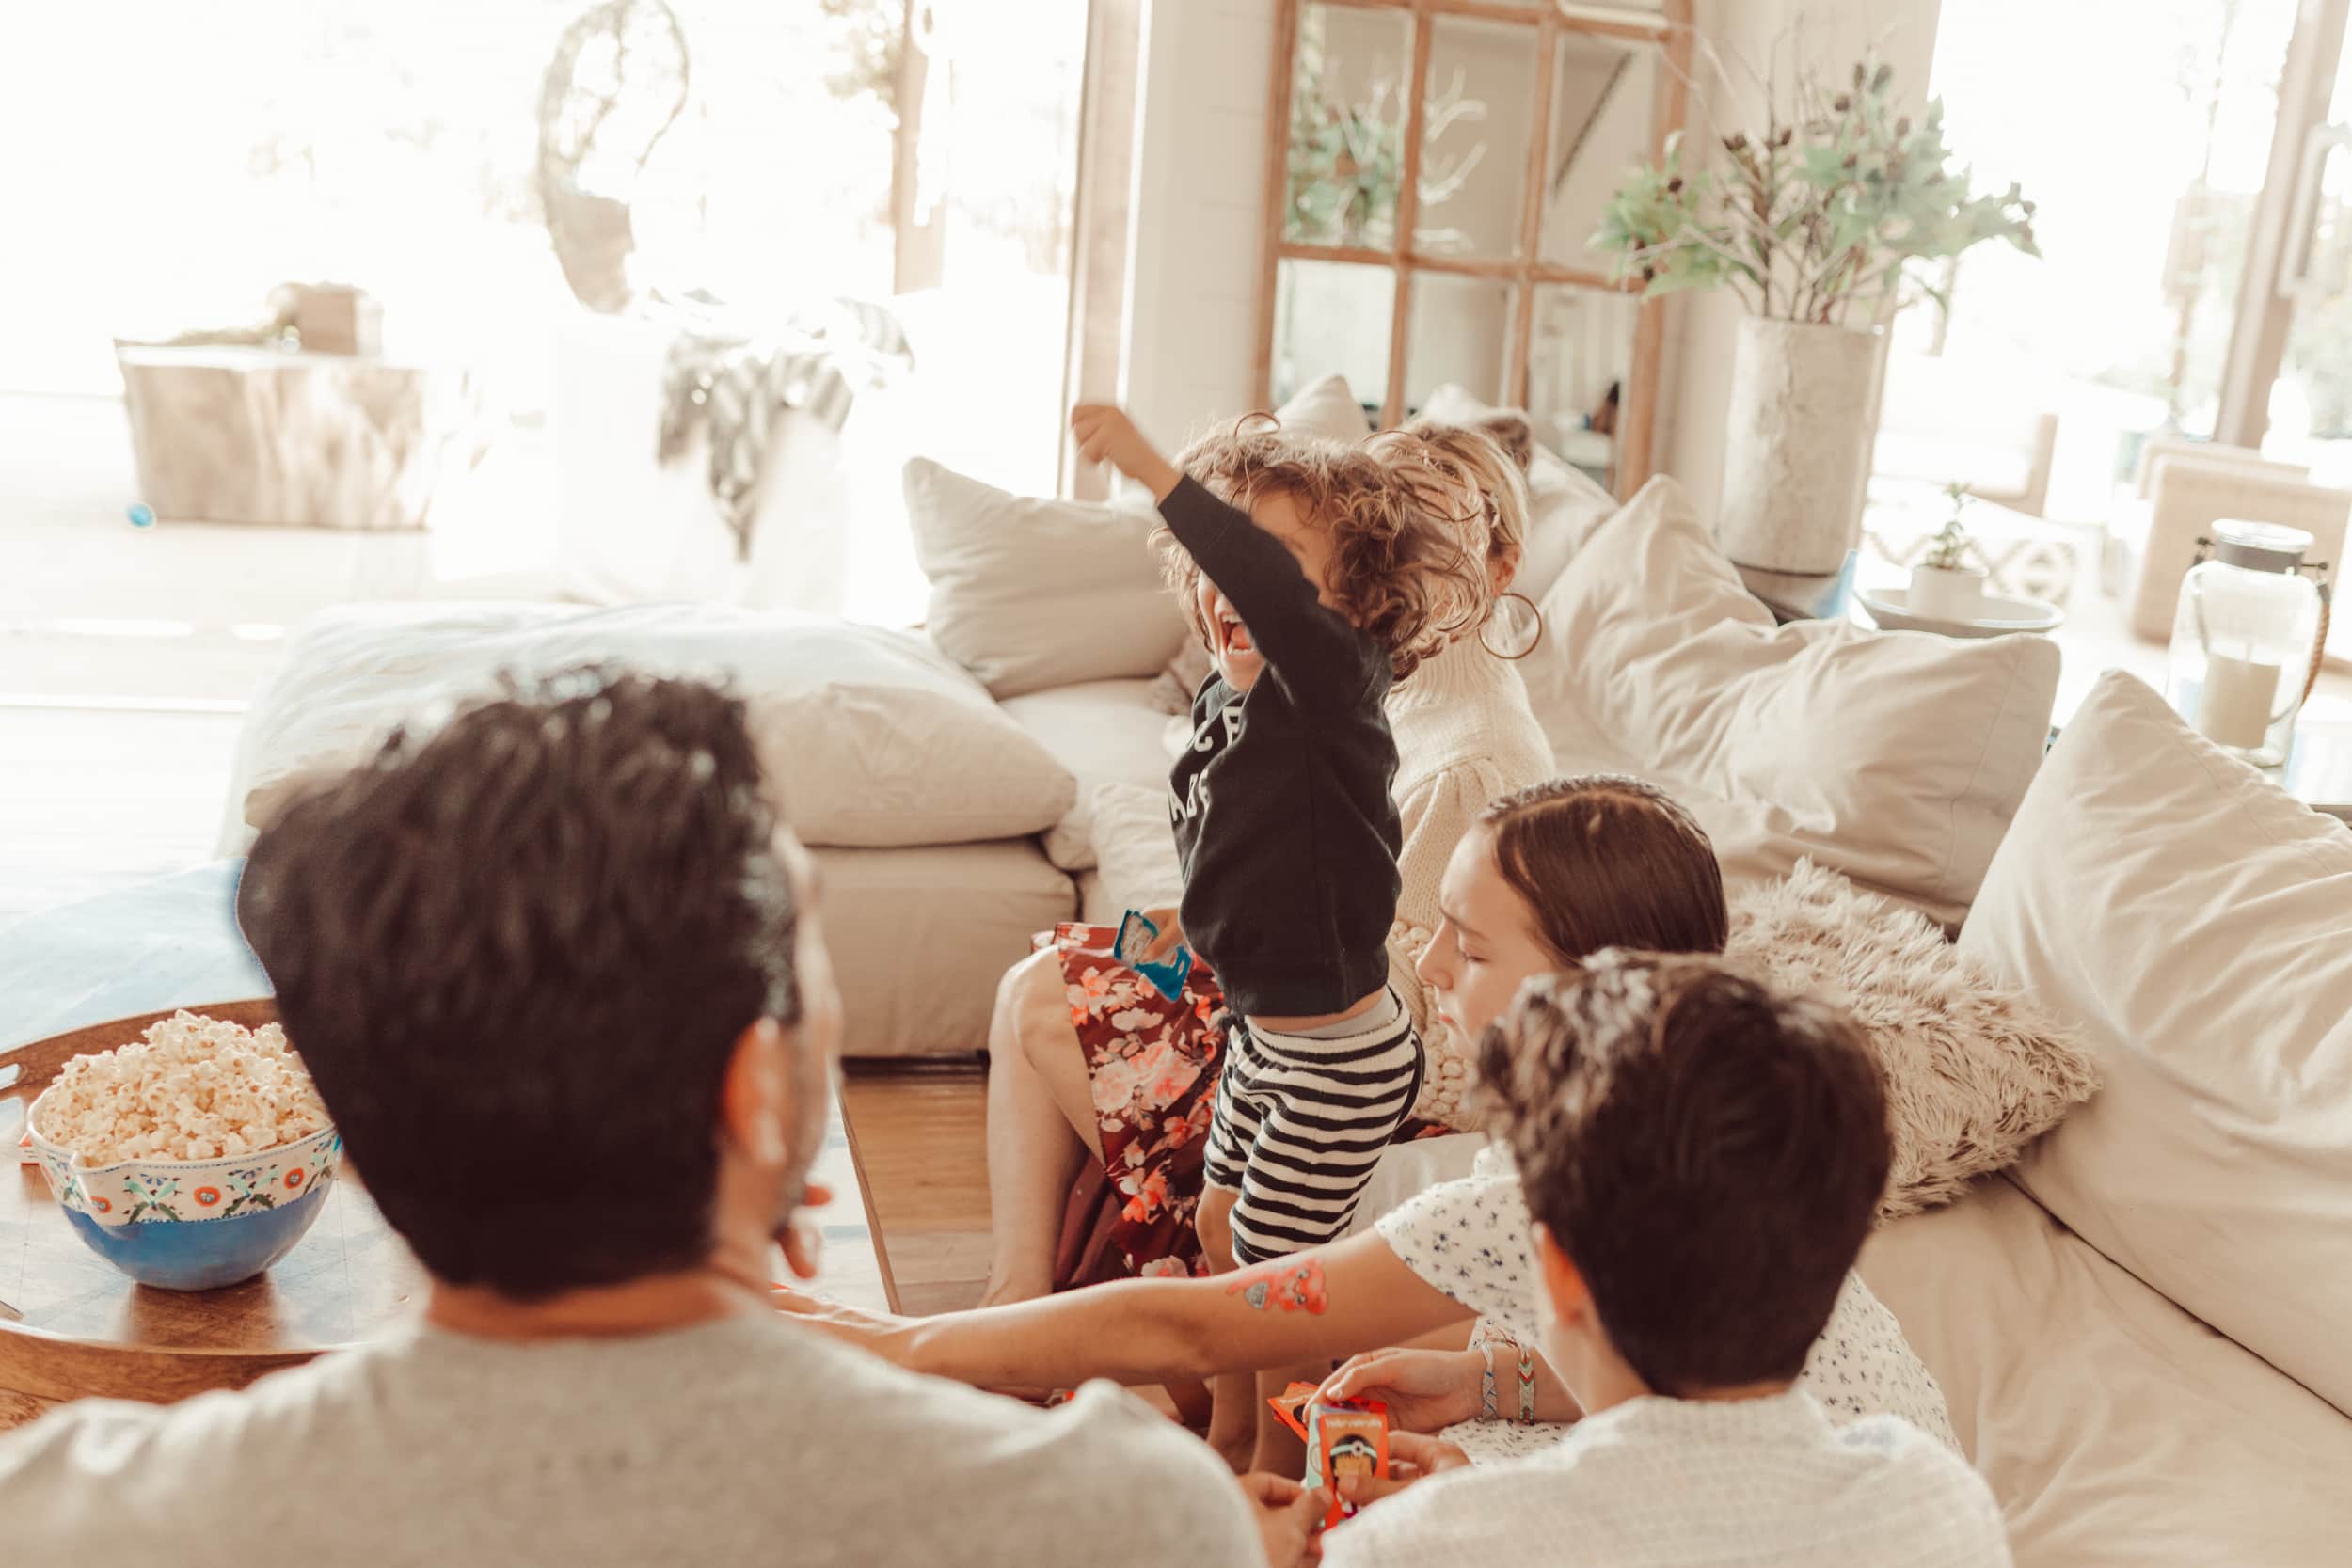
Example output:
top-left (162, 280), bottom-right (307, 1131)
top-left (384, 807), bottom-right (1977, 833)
top-left (1478, 1342), bottom-right (1500, 1420)
top-left (1515, 1345), bottom-right (1537, 1423)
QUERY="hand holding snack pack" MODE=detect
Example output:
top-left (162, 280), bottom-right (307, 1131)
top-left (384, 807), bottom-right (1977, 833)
top-left (1270, 1386), bottom-right (1391, 1528)
top-left (1114, 908), bottom-right (1194, 1002)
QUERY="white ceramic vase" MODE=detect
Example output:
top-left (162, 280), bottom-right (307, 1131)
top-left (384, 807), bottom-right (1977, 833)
top-left (1907, 562), bottom-right (1988, 622)
top-left (1716, 316), bottom-right (1885, 574)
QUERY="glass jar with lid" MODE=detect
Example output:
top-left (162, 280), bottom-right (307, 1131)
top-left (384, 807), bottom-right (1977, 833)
top-left (2166, 519), bottom-right (2331, 768)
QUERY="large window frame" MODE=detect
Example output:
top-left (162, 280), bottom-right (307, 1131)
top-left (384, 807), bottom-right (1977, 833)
top-left (1251, 0), bottom-right (1693, 498)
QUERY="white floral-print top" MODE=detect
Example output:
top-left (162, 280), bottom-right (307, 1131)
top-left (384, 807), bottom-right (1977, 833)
top-left (1375, 1146), bottom-right (1961, 1462)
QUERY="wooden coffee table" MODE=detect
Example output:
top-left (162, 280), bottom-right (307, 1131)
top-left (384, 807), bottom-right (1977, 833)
top-left (0, 863), bottom-right (894, 1432)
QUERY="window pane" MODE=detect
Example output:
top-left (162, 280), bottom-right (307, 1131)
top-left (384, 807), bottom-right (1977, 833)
top-left (1406, 275), bottom-right (1516, 412)
top-left (1875, 0), bottom-right (2296, 523)
top-left (1273, 260), bottom-right (1396, 409)
top-left (1527, 285), bottom-right (1641, 489)
top-left (1415, 18), bottom-right (1541, 260)
top-left (1285, 4), bottom-right (1415, 248)
top-left (1537, 34), bottom-right (1662, 272)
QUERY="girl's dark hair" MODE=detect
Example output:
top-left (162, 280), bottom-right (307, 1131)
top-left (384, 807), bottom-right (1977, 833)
top-left (1478, 776), bottom-right (1729, 963)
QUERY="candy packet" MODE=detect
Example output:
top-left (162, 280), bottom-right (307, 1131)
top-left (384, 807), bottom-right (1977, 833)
top-left (1113, 909), bottom-right (1194, 1002)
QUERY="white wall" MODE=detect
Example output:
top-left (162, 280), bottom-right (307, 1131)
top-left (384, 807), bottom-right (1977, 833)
top-left (1120, 0), bottom-right (1946, 499)
top-left (1120, 0), bottom-right (1278, 446)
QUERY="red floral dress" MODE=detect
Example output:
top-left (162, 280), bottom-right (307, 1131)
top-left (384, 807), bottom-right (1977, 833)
top-left (1042, 922), bottom-right (1440, 1289)
top-left (1041, 923), bottom-right (1229, 1285)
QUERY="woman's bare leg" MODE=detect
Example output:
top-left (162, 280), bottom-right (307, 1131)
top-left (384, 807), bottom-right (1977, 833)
top-left (981, 950), bottom-right (1104, 1307)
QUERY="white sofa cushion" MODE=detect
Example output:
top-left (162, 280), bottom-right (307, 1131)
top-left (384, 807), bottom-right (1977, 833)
top-left (904, 457), bottom-right (1187, 700)
top-left (1417, 382), bottom-right (1621, 605)
top-left (1860, 1176), bottom-right (2352, 1567)
top-left (1000, 679), bottom-right (1179, 872)
top-left (815, 840), bottom-right (1074, 1058)
top-left (229, 600), bottom-right (1074, 852)
top-left (1087, 781), bottom-right (1185, 915)
top-left (1958, 670), bottom-right (2352, 1418)
top-left (1527, 476), bottom-right (2061, 925)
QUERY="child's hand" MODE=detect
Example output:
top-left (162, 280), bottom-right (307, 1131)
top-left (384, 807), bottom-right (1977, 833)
top-left (1072, 404), bottom-right (1183, 500)
top-left (1238, 1472), bottom-right (1328, 1568)
top-left (1333, 1432), bottom-right (1470, 1512)
top-left (1318, 1347), bottom-right (1485, 1434)
top-left (1137, 905), bottom-right (1185, 965)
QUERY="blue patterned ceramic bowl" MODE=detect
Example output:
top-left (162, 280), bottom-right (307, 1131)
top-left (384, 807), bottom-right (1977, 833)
top-left (24, 1091), bottom-right (342, 1291)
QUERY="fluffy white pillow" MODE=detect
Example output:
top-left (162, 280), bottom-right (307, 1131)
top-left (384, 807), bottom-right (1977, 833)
top-left (1959, 671), bottom-right (2352, 1418)
top-left (1527, 476), bottom-right (2060, 926)
top-left (1417, 382), bottom-right (1620, 604)
top-left (1728, 860), bottom-right (2098, 1220)
top-left (231, 601), bottom-right (1076, 850)
top-left (904, 457), bottom-right (1188, 700)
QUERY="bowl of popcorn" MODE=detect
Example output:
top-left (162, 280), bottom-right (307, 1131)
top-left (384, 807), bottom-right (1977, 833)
top-left (24, 1010), bottom-right (342, 1291)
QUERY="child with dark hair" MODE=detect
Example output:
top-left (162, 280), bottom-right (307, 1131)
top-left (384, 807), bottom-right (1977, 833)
top-left (1323, 954), bottom-right (2010, 1568)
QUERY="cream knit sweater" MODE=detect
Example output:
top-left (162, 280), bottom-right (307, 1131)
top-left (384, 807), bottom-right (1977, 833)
top-left (1381, 636), bottom-right (1555, 1128)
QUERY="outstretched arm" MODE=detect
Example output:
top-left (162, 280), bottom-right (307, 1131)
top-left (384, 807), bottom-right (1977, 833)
top-left (776, 1229), bottom-right (1471, 1388)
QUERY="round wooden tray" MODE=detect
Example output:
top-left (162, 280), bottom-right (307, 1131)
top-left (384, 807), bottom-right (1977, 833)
top-left (0, 998), bottom-right (426, 1426)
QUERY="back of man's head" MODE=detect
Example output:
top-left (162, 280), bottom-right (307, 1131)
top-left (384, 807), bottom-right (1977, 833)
top-left (1478, 953), bottom-right (1891, 1396)
top-left (241, 668), bottom-right (798, 1300)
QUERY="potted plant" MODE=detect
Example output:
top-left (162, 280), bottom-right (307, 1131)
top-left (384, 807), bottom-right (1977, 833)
top-left (1594, 59), bottom-right (2038, 573)
top-left (1908, 481), bottom-right (1988, 620)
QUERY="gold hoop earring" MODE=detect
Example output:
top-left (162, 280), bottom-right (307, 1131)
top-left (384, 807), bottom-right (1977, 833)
top-left (1483, 591), bottom-right (1543, 661)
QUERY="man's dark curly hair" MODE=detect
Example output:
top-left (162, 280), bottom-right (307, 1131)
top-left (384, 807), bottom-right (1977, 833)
top-left (1478, 953), bottom-right (1890, 1396)
top-left (238, 667), bottom-right (799, 1301)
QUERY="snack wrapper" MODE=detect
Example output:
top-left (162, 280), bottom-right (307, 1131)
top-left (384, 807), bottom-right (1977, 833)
top-left (1303, 1398), bottom-right (1390, 1528)
top-left (1112, 909), bottom-right (1195, 1002)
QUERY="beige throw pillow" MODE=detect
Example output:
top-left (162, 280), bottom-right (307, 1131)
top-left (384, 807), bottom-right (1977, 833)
top-left (1728, 860), bottom-right (2099, 1220)
top-left (905, 457), bottom-right (1188, 700)
top-left (1274, 372), bottom-right (1376, 442)
top-left (1959, 671), bottom-right (2352, 1418)
top-left (233, 601), bottom-right (1076, 851)
top-left (1527, 475), bottom-right (2061, 926)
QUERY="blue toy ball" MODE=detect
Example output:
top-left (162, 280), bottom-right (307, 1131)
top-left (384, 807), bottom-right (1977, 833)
top-left (127, 502), bottom-right (156, 528)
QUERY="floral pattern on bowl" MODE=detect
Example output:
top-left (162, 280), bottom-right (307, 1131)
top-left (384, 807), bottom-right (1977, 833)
top-left (25, 1088), bottom-right (342, 1229)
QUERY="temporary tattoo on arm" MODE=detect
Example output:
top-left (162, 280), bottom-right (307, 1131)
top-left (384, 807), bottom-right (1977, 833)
top-left (1224, 1258), bottom-right (1329, 1315)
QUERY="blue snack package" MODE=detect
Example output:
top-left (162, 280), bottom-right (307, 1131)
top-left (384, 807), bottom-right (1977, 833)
top-left (1114, 909), bottom-right (1195, 1003)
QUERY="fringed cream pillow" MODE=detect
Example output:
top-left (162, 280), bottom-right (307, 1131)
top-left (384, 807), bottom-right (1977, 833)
top-left (1726, 859), bottom-right (2100, 1219)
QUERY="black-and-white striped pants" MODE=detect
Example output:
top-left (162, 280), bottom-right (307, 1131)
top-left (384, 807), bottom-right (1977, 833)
top-left (1201, 990), bottom-right (1424, 1265)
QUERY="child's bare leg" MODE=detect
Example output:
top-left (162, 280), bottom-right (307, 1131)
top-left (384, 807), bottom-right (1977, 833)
top-left (1196, 1187), bottom-right (1256, 1472)
top-left (1253, 1364), bottom-right (1317, 1476)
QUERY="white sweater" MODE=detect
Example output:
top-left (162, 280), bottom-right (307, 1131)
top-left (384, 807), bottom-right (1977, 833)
top-left (1381, 637), bottom-right (1555, 1128)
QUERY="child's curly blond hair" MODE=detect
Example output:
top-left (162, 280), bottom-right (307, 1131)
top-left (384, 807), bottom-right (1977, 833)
top-left (1378, 415), bottom-right (1534, 578)
top-left (1161, 415), bottom-right (1498, 681)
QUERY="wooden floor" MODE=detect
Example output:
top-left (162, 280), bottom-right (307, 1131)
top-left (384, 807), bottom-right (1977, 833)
top-left (840, 1065), bottom-right (993, 1316)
